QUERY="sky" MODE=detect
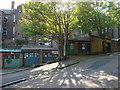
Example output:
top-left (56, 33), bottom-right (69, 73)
top-left (0, 0), bottom-right (118, 9)
top-left (0, 0), bottom-right (31, 9)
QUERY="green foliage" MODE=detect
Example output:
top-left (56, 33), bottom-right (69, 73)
top-left (20, 1), bottom-right (78, 58)
top-left (15, 39), bottom-right (28, 45)
top-left (76, 2), bottom-right (117, 37)
top-left (76, 2), bottom-right (98, 33)
top-left (19, 1), bottom-right (118, 57)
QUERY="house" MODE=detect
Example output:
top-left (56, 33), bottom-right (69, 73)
top-left (0, 1), bottom-right (17, 49)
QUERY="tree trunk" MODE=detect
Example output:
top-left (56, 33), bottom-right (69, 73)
top-left (63, 31), bottom-right (68, 60)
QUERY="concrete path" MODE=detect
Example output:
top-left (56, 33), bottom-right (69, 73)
top-left (2, 52), bottom-right (119, 88)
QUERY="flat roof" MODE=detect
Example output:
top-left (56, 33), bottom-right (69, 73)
top-left (0, 49), bottom-right (21, 53)
top-left (111, 38), bottom-right (120, 41)
top-left (21, 48), bottom-right (58, 51)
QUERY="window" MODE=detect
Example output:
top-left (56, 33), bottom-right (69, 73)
top-left (70, 43), bottom-right (74, 49)
top-left (19, 10), bottom-right (22, 13)
top-left (105, 28), bottom-right (108, 33)
top-left (3, 27), bottom-right (7, 35)
top-left (0, 25), bottom-right (1, 32)
top-left (4, 16), bottom-right (8, 22)
top-left (13, 15), bottom-right (15, 22)
top-left (13, 27), bottom-right (15, 34)
top-left (24, 53), bottom-right (28, 58)
top-left (13, 38), bottom-right (14, 40)
top-left (30, 53), bottom-right (34, 57)
top-left (35, 53), bottom-right (39, 57)
top-left (15, 55), bottom-right (19, 59)
top-left (82, 44), bottom-right (86, 50)
top-left (4, 55), bottom-right (8, 59)
top-left (0, 14), bottom-right (2, 19)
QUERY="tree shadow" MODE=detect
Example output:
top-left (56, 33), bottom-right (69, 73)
top-left (6, 54), bottom-right (118, 88)
top-left (8, 61), bottom-right (118, 88)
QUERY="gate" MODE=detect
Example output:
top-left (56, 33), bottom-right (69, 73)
top-left (24, 52), bottom-right (39, 67)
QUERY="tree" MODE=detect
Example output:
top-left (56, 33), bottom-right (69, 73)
top-left (76, 2), bottom-right (116, 53)
top-left (20, 1), bottom-right (78, 60)
top-left (76, 2), bottom-right (98, 35)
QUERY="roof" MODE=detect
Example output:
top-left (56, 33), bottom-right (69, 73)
top-left (0, 9), bottom-right (17, 14)
top-left (68, 40), bottom-right (90, 42)
top-left (111, 38), bottom-right (120, 41)
top-left (22, 48), bottom-right (58, 51)
top-left (0, 49), bottom-right (21, 53)
top-left (21, 45), bottom-right (58, 51)
top-left (78, 37), bottom-right (90, 41)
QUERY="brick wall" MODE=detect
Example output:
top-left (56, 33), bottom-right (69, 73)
top-left (20, 53), bottom-right (23, 66)
top-left (0, 11), bottom-right (2, 49)
top-left (0, 53), bottom-right (3, 68)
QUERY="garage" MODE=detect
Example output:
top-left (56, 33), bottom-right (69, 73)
top-left (24, 52), bottom-right (39, 67)
top-left (67, 42), bottom-right (75, 55)
top-left (78, 42), bottom-right (90, 55)
top-left (43, 52), bottom-right (57, 63)
top-left (3, 54), bottom-right (20, 68)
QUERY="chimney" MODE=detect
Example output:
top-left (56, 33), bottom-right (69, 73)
top-left (11, 0), bottom-right (15, 10)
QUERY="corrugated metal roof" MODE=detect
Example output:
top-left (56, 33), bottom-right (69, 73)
top-left (0, 49), bottom-right (21, 52)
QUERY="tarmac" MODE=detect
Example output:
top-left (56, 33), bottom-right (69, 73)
top-left (2, 52), bottom-right (118, 88)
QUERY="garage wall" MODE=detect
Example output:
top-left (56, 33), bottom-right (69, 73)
top-left (111, 41), bottom-right (119, 52)
top-left (90, 37), bottom-right (103, 54)
top-left (20, 53), bottom-right (23, 66)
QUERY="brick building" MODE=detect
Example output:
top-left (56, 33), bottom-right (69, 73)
top-left (0, 1), bottom-right (18, 49)
top-left (0, 11), bottom-right (3, 49)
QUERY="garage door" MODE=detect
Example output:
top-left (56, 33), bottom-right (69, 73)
top-left (3, 54), bottom-right (20, 68)
top-left (43, 52), bottom-right (56, 63)
top-left (78, 43), bottom-right (90, 54)
top-left (24, 53), bottom-right (39, 67)
top-left (67, 42), bottom-right (75, 55)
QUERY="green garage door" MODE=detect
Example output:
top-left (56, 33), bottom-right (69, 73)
top-left (24, 53), bottom-right (39, 67)
top-left (67, 42), bottom-right (75, 55)
top-left (3, 54), bottom-right (20, 68)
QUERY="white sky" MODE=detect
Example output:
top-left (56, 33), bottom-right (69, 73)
top-left (0, 0), bottom-right (31, 9)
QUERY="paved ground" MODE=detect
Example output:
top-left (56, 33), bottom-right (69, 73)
top-left (0, 67), bottom-right (30, 75)
top-left (2, 52), bottom-right (119, 88)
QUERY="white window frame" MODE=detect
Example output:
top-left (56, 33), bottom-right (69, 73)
top-left (13, 38), bottom-right (15, 40)
top-left (13, 27), bottom-right (15, 34)
top-left (0, 25), bottom-right (1, 32)
top-left (13, 15), bottom-right (15, 22)
top-left (19, 10), bottom-right (22, 13)
top-left (0, 14), bottom-right (2, 19)
top-left (3, 27), bottom-right (7, 35)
